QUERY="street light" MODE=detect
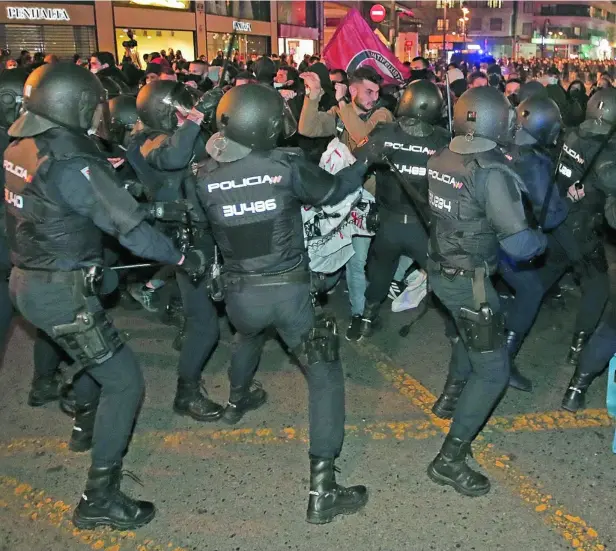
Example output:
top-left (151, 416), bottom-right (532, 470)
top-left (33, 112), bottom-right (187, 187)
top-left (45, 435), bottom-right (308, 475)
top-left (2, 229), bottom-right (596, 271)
top-left (461, 7), bottom-right (470, 43)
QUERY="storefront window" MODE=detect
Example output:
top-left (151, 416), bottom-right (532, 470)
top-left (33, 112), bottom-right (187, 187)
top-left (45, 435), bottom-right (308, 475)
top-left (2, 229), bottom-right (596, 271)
top-left (0, 24), bottom-right (96, 59)
top-left (205, 1), bottom-right (270, 22)
top-left (278, 37), bottom-right (314, 62)
top-left (277, 1), bottom-right (316, 27)
top-left (115, 28), bottom-right (195, 66)
top-left (206, 32), bottom-right (270, 64)
top-left (116, 0), bottom-right (192, 11)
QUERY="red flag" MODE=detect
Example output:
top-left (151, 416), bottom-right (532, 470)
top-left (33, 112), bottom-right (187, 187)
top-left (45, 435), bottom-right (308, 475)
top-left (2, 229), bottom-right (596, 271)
top-left (323, 9), bottom-right (410, 85)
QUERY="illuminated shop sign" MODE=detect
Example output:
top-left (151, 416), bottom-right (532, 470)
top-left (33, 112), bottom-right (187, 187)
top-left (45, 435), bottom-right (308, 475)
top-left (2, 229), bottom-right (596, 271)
top-left (232, 21), bottom-right (252, 32)
top-left (6, 6), bottom-right (70, 21)
top-left (129, 0), bottom-right (188, 9)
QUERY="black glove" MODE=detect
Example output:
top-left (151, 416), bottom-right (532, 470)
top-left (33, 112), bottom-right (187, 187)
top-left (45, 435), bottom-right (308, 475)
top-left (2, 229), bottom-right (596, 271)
top-left (180, 248), bottom-right (208, 281)
top-left (353, 138), bottom-right (386, 167)
top-left (148, 200), bottom-right (192, 223)
top-left (123, 179), bottom-right (145, 198)
top-left (194, 88), bottom-right (225, 129)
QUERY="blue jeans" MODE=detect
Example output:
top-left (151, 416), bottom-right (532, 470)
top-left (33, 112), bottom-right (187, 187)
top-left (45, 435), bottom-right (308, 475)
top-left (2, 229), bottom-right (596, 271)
top-left (394, 256), bottom-right (414, 281)
top-left (347, 236), bottom-right (372, 316)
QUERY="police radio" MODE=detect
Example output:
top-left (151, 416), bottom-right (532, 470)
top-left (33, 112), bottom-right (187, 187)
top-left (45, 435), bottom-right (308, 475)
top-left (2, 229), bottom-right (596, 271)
top-left (209, 246), bottom-right (224, 302)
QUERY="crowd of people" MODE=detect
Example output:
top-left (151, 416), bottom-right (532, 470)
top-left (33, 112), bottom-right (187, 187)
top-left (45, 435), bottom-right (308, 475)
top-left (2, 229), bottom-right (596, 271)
top-left (0, 43), bottom-right (616, 537)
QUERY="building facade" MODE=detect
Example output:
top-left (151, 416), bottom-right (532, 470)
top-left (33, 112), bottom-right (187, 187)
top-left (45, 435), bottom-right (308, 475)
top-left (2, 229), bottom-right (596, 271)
top-left (0, 0), bottom-right (322, 65)
top-left (515, 1), bottom-right (616, 59)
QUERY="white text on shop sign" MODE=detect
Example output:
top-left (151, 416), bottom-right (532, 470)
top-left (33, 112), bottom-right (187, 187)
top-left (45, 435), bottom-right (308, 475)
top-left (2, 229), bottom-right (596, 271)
top-left (232, 21), bottom-right (251, 32)
top-left (6, 7), bottom-right (70, 21)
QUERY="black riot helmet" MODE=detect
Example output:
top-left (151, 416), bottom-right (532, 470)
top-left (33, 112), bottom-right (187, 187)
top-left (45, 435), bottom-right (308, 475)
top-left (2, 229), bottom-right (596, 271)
top-left (516, 95), bottom-right (562, 146)
top-left (136, 80), bottom-right (196, 132)
top-left (109, 94), bottom-right (138, 147)
top-left (453, 86), bottom-right (514, 144)
top-left (518, 80), bottom-right (548, 103)
top-left (586, 87), bottom-right (616, 125)
top-left (215, 83), bottom-right (297, 150)
top-left (396, 80), bottom-right (443, 123)
top-left (0, 67), bottom-right (28, 127)
top-left (9, 62), bottom-right (109, 137)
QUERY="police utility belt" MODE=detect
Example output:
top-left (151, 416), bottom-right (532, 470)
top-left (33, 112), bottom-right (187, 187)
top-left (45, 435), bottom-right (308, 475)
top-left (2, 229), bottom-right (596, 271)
top-left (381, 208), bottom-right (417, 225)
top-left (428, 260), bottom-right (504, 353)
top-left (223, 258), bottom-right (310, 293)
top-left (22, 266), bottom-right (124, 381)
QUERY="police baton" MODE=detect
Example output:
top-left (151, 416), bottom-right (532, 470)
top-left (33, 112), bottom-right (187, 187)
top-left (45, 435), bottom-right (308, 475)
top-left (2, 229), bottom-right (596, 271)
top-left (109, 263), bottom-right (163, 271)
top-left (444, 74), bottom-right (453, 135)
top-left (381, 153), bottom-right (431, 230)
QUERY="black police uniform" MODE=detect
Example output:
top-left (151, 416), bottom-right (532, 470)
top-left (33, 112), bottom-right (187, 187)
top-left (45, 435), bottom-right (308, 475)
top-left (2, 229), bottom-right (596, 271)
top-left (5, 123), bottom-right (186, 525)
top-left (497, 144), bottom-right (570, 390)
top-left (555, 126), bottom-right (612, 362)
top-left (127, 111), bottom-right (222, 421)
top-left (0, 81), bottom-right (69, 408)
top-left (355, 120), bottom-right (449, 319)
top-left (426, 141), bottom-right (546, 496)
top-left (562, 144), bottom-right (616, 411)
top-left (196, 145), bottom-right (370, 522)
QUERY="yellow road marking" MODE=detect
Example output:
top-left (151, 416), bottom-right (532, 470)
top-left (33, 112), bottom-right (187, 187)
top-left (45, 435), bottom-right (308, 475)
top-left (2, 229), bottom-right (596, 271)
top-left (0, 476), bottom-right (186, 551)
top-left (0, 406), bottom-right (611, 458)
top-left (356, 340), bottom-right (607, 551)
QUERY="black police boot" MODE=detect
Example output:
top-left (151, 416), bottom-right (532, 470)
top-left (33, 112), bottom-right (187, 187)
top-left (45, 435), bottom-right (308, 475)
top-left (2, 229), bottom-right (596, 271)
top-left (505, 330), bottom-right (532, 393)
top-left (72, 464), bottom-right (155, 530)
top-left (567, 331), bottom-right (588, 365)
top-left (172, 319), bottom-right (187, 352)
top-left (427, 434), bottom-right (490, 497)
top-left (173, 380), bottom-right (223, 422)
top-left (27, 375), bottom-right (60, 407)
top-left (69, 401), bottom-right (99, 453)
top-left (359, 301), bottom-right (381, 339)
top-left (306, 456), bottom-right (368, 524)
top-left (561, 370), bottom-right (597, 412)
top-left (431, 376), bottom-right (467, 420)
top-left (221, 381), bottom-right (267, 425)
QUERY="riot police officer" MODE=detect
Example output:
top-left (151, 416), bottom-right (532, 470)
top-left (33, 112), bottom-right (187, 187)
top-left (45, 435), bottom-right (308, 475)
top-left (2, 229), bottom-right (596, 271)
top-left (128, 80), bottom-right (224, 422)
top-left (349, 80), bottom-right (450, 341)
top-left (196, 84), bottom-right (369, 524)
top-left (109, 94), bottom-right (138, 151)
top-left (427, 87), bottom-right (546, 496)
top-left (500, 95), bottom-right (570, 392)
top-left (4, 63), bottom-right (205, 529)
top-left (0, 67), bottom-right (71, 408)
top-left (560, 88), bottom-right (616, 411)
top-left (554, 88), bottom-right (614, 366)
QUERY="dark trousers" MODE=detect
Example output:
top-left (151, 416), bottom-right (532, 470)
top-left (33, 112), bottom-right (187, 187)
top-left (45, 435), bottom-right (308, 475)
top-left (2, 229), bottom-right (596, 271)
top-left (578, 303), bottom-right (616, 376)
top-left (499, 235), bottom-right (568, 336)
top-left (364, 214), bottom-right (428, 306)
top-left (225, 282), bottom-right (345, 458)
top-left (1, 269), bottom-right (71, 384)
top-left (574, 261), bottom-right (609, 334)
top-left (176, 271), bottom-right (219, 383)
top-left (9, 268), bottom-right (144, 468)
top-left (430, 271), bottom-right (510, 442)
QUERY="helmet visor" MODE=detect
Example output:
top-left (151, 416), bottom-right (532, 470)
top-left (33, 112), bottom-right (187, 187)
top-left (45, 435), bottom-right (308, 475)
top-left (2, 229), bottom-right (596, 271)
top-left (162, 83), bottom-right (198, 125)
top-left (91, 101), bottom-right (112, 142)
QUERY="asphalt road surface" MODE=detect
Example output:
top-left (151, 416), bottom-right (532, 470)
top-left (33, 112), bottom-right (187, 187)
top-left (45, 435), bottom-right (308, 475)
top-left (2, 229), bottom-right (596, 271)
top-left (1, 268), bottom-right (615, 551)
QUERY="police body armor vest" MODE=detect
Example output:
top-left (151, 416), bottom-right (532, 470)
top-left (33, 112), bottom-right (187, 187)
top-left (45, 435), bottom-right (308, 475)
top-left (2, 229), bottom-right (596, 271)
top-left (555, 128), bottom-right (606, 248)
top-left (374, 123), bottom-right (448, 216)
top-left (4, 130), bottom-right (104, 270)
top-left (198, 151), bottom-right (303, 274)
top-left (427, 147), bottom-right (503, 272)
